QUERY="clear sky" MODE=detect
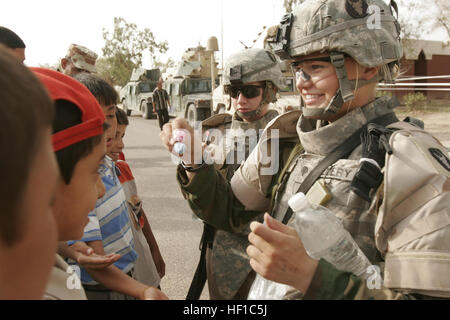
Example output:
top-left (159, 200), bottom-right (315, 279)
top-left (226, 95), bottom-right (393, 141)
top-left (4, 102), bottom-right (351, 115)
top-left (1, 0), bottom-right (285, 69)
top-left (1, 0), bottom-right (446, 70)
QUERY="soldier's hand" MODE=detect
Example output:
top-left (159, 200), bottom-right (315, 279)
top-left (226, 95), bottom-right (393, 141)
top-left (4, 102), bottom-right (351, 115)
top-left (160, 117), bottom-right (203, 166)
top-left (247, 213), bottom-right (319, 293)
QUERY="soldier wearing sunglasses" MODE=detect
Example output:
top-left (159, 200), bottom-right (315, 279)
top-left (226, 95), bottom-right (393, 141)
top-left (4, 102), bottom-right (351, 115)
top-left (180, 48), bottom-right (285, 300)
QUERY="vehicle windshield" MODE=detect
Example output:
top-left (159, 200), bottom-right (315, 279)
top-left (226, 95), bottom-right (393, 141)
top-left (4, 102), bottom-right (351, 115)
top-left (139, 82), bottom-right (157, 93)
top-left (185, 79), bottom-right (211, 94)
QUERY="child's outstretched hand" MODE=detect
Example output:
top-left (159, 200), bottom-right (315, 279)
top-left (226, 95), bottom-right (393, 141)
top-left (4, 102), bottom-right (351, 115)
top-left (70, 241), bottom-right (121, 270)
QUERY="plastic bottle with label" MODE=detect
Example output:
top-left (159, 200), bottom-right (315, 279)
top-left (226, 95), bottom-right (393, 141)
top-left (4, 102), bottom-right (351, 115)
top-left (248, 192), bottom-right (373, 300)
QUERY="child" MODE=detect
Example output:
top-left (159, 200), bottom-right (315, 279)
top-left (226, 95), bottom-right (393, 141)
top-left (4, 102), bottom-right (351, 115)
top-left (32, 67), bottom-right (109, 299)
top-left (0, 46), bottom-right (58, 299)
top-left (70, 73), bottom-right (167, 300)
top-left (110, 107), bottom-right (165, 288)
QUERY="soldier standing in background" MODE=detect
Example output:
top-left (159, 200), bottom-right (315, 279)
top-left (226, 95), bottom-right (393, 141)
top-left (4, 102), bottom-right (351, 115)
top-left (60, 44), bottom-right (98, 76)
top-left (162, 0), bottom-right (450, 300)
top-left (153, 78), bottom-right (171, 130)
top-left (186, 48), bottom-right (284, 300)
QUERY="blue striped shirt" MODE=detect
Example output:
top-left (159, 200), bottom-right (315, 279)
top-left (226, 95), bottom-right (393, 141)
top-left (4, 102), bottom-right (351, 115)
top-left (68, 156), bottom-right (138, 285)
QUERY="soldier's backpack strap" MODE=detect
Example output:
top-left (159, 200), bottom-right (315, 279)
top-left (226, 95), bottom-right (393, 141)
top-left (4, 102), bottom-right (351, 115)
top-left (281, 112), bottom-right (398, 225)
top-left (269, 141), bottom-right (304, 213)
top-left (186, 223), bottom-right (216, 300)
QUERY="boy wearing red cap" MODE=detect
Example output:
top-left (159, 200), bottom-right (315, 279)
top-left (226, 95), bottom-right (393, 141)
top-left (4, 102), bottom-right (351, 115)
top-left (32, 67), bottom-right (109, 299)
top-left (33, 69), bottom-right (167, 300)
top-left (68, 73), bottom-right (168, 300)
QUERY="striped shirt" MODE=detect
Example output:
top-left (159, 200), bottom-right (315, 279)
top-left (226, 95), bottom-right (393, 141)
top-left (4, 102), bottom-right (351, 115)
top-left (116, 160), bottom-right (161, 287)
top-left (68, 156), bottom-right (138, 285)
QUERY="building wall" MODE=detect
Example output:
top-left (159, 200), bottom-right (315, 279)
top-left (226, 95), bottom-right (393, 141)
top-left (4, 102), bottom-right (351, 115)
top-left (388, 52), bottom-right (450, 101)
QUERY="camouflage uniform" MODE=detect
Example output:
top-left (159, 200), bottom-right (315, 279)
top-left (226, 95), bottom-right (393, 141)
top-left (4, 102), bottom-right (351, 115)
top-left (202, 110), bottom-right (278, 299)
top-left (60, 44), bottom-right (97, 74)
top-left (187, 48), bottom-right (285, 300)
top-left (179, 0), bottom-right (450, 300)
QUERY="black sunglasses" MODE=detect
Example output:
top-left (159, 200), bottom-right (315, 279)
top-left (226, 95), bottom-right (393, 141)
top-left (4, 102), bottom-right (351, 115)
top-left (228, 85), bottom-right (265, 99)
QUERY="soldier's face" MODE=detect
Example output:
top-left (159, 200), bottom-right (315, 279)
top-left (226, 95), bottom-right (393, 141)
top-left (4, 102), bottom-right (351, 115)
top-left (294, 53), bottom-right (340, 111)
top-left (294, 52), bottom-right (378, 121)
top-left (231, 81), bottom-right (264, 117)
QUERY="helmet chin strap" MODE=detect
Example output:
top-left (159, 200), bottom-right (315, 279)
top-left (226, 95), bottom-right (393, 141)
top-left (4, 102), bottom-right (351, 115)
top-left (236, 81), bottom-right (276, 120)
top-left (301, 51), bottom-right (378, 121)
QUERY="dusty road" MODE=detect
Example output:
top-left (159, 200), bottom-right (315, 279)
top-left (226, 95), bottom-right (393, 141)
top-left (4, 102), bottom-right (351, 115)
top-left (123, 115), bottom-right (209, 300)
top-left (123, 109), bottom-right (449, 300)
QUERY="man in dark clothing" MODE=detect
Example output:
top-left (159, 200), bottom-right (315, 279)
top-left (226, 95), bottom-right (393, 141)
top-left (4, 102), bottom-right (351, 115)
top-left (152, 78), bottom-right (170, 130)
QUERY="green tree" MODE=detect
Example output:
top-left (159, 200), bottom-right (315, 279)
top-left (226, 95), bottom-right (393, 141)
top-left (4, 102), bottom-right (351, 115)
top-left (100, 17), bottom-right (169, 86)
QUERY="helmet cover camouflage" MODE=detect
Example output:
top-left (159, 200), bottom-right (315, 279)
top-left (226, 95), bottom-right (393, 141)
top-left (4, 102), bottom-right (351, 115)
top-left (222, 48), bottom-right (285, 90)
top-left (65, 44), bottom-right (98, 73)
top-left (272, 0), bottom-right (402, 68)
top-left (268, 0), bottom-right (403, 119)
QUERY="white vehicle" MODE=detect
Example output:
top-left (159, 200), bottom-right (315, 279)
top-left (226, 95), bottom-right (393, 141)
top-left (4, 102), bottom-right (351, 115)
top-left (119, 68), bottom-right (160, 119)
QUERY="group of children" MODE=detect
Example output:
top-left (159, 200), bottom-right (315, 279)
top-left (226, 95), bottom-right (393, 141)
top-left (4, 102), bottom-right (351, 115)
top-left (0, 44), bottom-right (168, 300)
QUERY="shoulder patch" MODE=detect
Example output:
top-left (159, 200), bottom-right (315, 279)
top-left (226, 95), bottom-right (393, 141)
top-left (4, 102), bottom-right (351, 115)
top-left (429, 148), bottom-right (450, 172)
top-left (345, 0), bottom-right (368, 19)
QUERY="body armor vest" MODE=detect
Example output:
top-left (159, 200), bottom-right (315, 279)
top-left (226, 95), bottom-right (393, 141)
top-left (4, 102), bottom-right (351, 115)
top-left (206, 110), bottom-right (278, 299)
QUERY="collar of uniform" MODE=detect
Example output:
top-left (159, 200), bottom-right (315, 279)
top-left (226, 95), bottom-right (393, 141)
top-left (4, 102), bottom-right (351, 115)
top-left (296, 96), bottom-right (396, 156)
top-left (230, 109), bottom-right (279, 133)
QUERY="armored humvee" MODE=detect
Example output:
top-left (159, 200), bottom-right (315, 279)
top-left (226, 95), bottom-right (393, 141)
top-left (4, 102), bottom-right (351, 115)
top-left (165, 45), bottom-right (219, 126)
top-left (120, 68), bottom-right (161, 119)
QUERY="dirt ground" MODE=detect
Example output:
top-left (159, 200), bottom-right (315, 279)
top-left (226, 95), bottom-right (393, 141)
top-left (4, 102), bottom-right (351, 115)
top-left (394, 108), bottom-right (450, 148)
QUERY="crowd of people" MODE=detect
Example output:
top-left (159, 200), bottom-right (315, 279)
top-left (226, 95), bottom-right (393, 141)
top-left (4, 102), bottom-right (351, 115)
top-left (1, 0), bottom-right (449, 301)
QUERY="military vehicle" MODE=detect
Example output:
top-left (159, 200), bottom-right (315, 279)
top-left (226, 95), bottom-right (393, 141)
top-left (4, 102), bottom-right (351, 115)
top-left (270, 60), bottom-right (300, 114)
top-left (120, 68), bottom-right (161, 119)
top-left (212, 83), bottom-right (230, 115)
top-left (165, 45), bottom-right (219, 126)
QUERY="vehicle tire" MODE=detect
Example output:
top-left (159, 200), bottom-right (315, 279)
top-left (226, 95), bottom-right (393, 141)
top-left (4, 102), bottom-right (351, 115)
top-left (122, 100), bottom-right (131, 116)
top-left (141, 101), bottom-right (151, 119)
top-left (187, 104), bottom-right (197, 128)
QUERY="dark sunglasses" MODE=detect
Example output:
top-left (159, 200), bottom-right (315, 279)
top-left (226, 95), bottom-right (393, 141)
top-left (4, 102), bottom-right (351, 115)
top-left (228, 85), bottom-right (265, 99)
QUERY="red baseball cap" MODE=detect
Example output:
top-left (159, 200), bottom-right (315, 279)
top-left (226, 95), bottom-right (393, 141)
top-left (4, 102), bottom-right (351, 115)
top-left (31, 67), bottom-right (105, 152)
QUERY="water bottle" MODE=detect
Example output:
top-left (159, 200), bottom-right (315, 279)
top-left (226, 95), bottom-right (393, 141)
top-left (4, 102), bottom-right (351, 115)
top-left (288, 192), bottom-right (371, 278)
top-left (247, 272), bottom-right (298, 300)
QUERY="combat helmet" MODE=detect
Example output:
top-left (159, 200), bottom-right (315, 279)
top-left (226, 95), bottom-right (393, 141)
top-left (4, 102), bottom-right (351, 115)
top-left (222, 48), bottom-right (285, 119)
top-left (268, 0), bottom-right (403, 119)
